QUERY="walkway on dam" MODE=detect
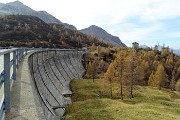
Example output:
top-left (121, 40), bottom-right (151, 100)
top-left (3, 54), bottom-right (45, 120)
top-left (1, 50), bottom-right (85, 120)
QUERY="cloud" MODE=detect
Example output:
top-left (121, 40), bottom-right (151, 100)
top-left (116, 24), bottom-right (161, 41)
top-left (108, 0), bottom-right (180, 25)
top-left (1, 0), bottom-right (180, 48)
top-left (2, 0), bottom-right (180, 29)
top-left (168, 31), bottom-right (180, 38)
top-left (140, 0), bottom-right (180, 21)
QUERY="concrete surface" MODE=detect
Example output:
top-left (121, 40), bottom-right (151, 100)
top-left (3, 54), bottom-right (45, 120)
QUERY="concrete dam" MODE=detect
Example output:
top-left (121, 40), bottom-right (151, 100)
top-left (1, 49), bottom-right (85, 120)
top-left (29, 50), bottom-right (85, 119)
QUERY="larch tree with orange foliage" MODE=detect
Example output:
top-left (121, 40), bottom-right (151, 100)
top-left (154, 64), bottom-right (169, 89)
top-left (104, 62), bottom-right (116, 98)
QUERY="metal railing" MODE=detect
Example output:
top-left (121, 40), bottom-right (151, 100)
top-left (0, 48), bottom-right (28, 120)
top-left (0, 47), bottom-right (87, 120)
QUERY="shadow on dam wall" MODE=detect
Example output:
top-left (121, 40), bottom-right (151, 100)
top-left (28, 50), bottom-right (85, 120)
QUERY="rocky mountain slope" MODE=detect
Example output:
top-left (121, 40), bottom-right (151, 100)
top-left (0, 1), bottom-right (76, 30)
top-left (0, 15), bottom-right (109, 48)
top-left (0, 1), bottom-right (127, 47)
top-left (81, 25), bottom-right (126, 47)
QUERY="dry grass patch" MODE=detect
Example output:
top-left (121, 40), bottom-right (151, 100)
top-left (66, 79), bottom-right (180, 120)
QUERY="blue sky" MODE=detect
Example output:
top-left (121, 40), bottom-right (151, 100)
top-left (1, 0), bottom-right (180, 49)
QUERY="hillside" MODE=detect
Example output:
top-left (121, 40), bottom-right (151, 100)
top-left (0, 1), bottom-right (76, 30)
top-left (66, 45), bottom-right (180, 120)
top-left (0, 15), bottom-right (109, 48)
top-left (66, 79), bottom-right (180, 120)
top-left (81, 25), bottom-right (126, 47)
top-left (0, 1), bottom-right (127, 47)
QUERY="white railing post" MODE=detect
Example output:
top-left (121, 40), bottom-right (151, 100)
top-left (4, 52), bottom-right (11, 112)
top-left (25, 48), bottom-right (27, 55)
top-left (17, 49), bottom-right (19, 69)
top-left (19, 49), bottom-right (21, 61)
top-left (13, 50), bottom-right (17, 80)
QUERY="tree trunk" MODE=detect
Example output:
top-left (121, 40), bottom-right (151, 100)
top-left (130, 72), bottom-right (134, 99)
top-left (119, 72), bottom-right (123, 100)
top-left (130, 84), bottom-right (133, 99)
top-left (110, 79), bottom-right (112, 99)
top-left (120, 79), bottom-right (123, 100)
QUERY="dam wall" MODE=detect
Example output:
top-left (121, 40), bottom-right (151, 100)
top-left (28, 50), bottom-right (85, 120)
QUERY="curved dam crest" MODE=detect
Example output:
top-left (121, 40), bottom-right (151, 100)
top-left (28, 50), bottom-right (85, 120)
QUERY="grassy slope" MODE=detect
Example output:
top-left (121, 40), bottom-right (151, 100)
top-left (65, 79), bottom-right (180, 120)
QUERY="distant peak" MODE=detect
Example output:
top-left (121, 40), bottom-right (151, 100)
top-left (10, 0), bottom-right (22, 3)
top-left (90, 25), bottom-right (97, 27)
top-left (86, 25), bottom-right (105, 32)
top-left (39, 10), bottom-right (47, 13)
top-left (7, 0), bottom-right (24, 6)
top-left (81, 25), bottom-right (126, 47)
top-left (89, 25), bottom-right (101, 28)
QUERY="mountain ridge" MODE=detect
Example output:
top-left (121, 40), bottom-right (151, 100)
top-left (0, 15), bottom-right (110, 48)
top-left (0, 1), bottom-right (127, 47)
top-left (81, 25), bottom-right (126, 47)
top-left (0, 1), bottom-right (76, 30)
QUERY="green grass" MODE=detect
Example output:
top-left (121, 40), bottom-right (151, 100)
top-left (65, 79), bottom-right (180, 120)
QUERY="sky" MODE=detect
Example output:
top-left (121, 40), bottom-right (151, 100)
top-left (1, 0), bottom-right (180, 49)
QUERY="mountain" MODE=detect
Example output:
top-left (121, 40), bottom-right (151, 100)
top-left (0, 15), bottom-right (109, 48)
top-left (80, 25), bottom-right (126, 47)
top-left (173, 49), bottom-right (180, 56)
top-left (141, 44), bottom-right (180, 56)
top-left (140, 45), bottom-right (150, 49)
top-left (0, 3), bottom-right (5, 8)
top-left (0, 1), bottom-right (76, 30)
